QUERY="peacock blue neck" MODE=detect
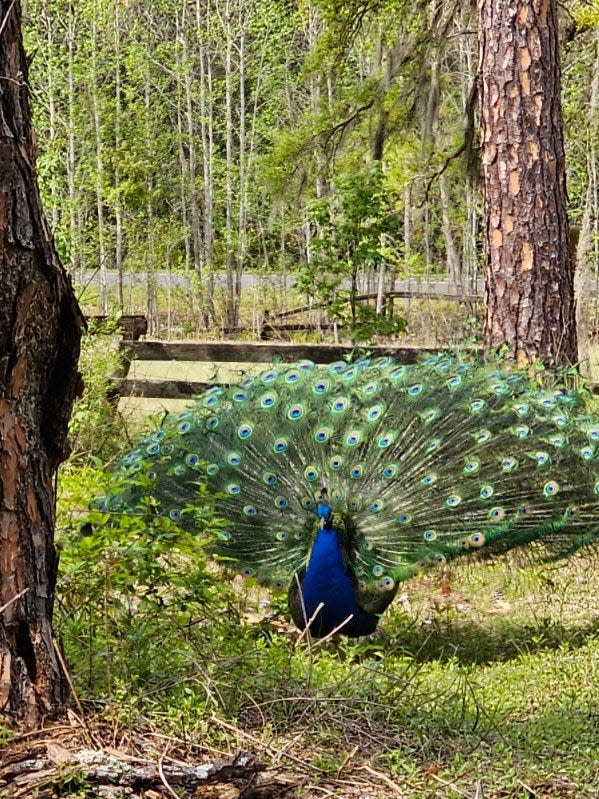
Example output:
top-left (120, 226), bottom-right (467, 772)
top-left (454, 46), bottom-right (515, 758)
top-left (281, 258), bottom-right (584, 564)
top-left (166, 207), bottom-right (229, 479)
top-left (299, 503), bottom-right (379, 638)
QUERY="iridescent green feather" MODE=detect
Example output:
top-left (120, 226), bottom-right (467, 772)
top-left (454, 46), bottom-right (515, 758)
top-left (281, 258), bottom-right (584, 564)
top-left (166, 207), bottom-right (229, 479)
top-left (100, 355), bottom-right (599, 594)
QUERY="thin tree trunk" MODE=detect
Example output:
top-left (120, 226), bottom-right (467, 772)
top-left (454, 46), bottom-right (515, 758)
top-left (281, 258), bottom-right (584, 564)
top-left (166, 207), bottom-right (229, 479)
top-left (224, 0), bottom-right (236, 329)
top-left (0, 0), bottom-right (84, 729)
top-left (197, 0), bottom-right (215, 321)
top-left (114, 0), bottom-right (124, 313)
top-left (67, 3), bottom-right (79, 277)
top-left (479, 0), bottom-right (577, 365)
top-left (91, 12), bottom-right (108, 314)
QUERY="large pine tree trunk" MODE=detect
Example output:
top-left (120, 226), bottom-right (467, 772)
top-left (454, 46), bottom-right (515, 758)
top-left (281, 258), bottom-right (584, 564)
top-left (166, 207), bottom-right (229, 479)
top-left (479, 0), bottom-right (577, 366)
top-left (0, 0), bottom-right (84, 729)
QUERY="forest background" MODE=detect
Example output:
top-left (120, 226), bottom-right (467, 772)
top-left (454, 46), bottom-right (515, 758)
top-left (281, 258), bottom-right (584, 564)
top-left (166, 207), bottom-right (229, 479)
top-left (24, 0), bottom-right (599, 345)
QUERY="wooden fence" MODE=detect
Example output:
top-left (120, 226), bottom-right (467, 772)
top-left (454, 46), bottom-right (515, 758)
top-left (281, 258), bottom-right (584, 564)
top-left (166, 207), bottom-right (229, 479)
top-left (114, 340), bottom-right (449, 399)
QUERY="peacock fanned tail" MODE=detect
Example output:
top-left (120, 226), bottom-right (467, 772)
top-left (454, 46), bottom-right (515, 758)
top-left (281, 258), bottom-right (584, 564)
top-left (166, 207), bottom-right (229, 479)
top-left (99, 354), bottom-right (599, 597)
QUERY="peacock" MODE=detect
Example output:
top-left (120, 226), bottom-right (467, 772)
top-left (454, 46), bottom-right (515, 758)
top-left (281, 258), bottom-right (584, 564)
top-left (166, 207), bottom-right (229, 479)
top-left (97, 354), bottom-right (599, 638)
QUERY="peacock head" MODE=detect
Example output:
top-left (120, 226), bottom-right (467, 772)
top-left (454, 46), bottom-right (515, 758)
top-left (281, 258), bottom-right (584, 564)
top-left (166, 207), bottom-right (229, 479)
top-left (316, 488), bottom-right (333, 529)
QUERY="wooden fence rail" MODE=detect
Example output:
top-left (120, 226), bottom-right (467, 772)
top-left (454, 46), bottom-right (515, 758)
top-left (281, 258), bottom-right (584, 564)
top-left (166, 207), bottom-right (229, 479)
top-left (114, 341), bottom-right (451, 400)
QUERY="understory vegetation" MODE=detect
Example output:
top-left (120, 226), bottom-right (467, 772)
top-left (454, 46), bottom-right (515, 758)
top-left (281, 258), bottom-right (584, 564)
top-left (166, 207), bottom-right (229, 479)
top-left (43, 336), bottom-right (599, 798)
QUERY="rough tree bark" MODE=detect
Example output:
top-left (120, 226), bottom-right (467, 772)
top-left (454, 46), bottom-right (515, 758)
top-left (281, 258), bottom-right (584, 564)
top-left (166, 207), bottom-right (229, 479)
top-left (479, 0), bottom-right (577, 366)
top-left (0, 0), bottom-right (84, 728)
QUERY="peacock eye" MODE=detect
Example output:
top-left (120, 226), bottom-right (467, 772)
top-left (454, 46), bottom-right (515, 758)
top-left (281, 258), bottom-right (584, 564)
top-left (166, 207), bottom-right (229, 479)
top-left (343, 367), bottom-right (358, 382)
top-left (349, 497), bottom-right (361, 511)
top-left (217, 530), bottom-right (232, 541)
top-left (469, 533), bottom-right (485, 548)
top-left (489, 507), bottom-right (505, 521)
top-left (169, 509), bottom-right (182, 520)
top-left (262, 471), bottom-right (277, 485)
top-left (378, 576), bottom-right (395, 591)
top-left (273, 437), bottom-right (288, 453)
top-left (378, 433), bottom-right (393, 448)
top-left (535, 451), bottom-right (549, 466)
top-left (205, 416), bottom-right (219, 430)
top-left (185, 453), bottom-right (200, 466)
top-left (543, 480), bottom-right (559, 497)
top-left (474, 428), bottom-right (492, 444)
top-left (514, 425), bottom-right (530, 439)
top-left (329, 361), bottom-right (347, 375)
top-left (227, 483), bottom-right (241, 495)
top-left (383, 464), bottom-right (398, 479)
top-left (366, 403), bottom-right (384, 422)
top-left (152, 430), bottom-right (165, 441)
top-left (231, 391), bottom-right (246, 403)
top-left (362, 381), bottom-right (378, 395)
top-left (564, 505), bottom-right (580, 519)
top-left (370, 500), bottom-right (384, 513)
top-left (203, 394), bottom-right (220, 407)
top-left (243, 505), bottom-right (257, 517)
top-left (297, 359), bottom-right (315, 371)
top-left (446, 494), bottom-right (462, 508)
top-left (446, 375), bottom-right (462, 390)
top-left (332, 397), bottom-right (349, 413)
top-left (329, 456), bottom-right (343, 470)
top-left (372, 565), bottom-right (384, 577)
top-left (469, 399), bottom-right (485, 413)
top-left (237, 423), bottom-right (254, 440)
top-left (407, 383), bottom-right (423, 396)
top-left (580, 446), bottom-right (595, 461)
top-left (314, 427), bottom-right (330, 443)
top-left (313, 379), bottom-right (330, 394)
top-left (398, 512), bottom-right (412, 523)
top-left (206, 463), bottom-right (219, 476)
top-left (261, 370), bottom-right (278, 384)
top-left (345, 430), bottom-right (362, 447)
top-left (423, 529), bottom-right (436, 541)
top-left (434, 554), bottom-right (446, 564)
top-left (226, 452), bottom-right (241, 466)
top-left (501, 457), bottom-right (518, 472)
top-left (421, 472), bottom-right (438, 486)
top-left (179, 421), bottom-right (192, 434)
top-left (275, 531), bottom-right (288, 542)
top-left (373, 356), bottom-right (393, 369)
top-left (287, 404), bottom-right (304, 420)
top-left (350, 464), bottom-right (363, 479)
top-left (285, 369), bottom-right (301, 384)
top-left (274, 496), bottom-right (289, 509)
top-left (146, 443), bottom-right (160, 455)
top-left (331, 488), bottom-right (343, 501)
top-left (300, 496), bottom-right (314, 509)
top-left (259, 392), bottom-right (277, 408)
top-left (389, 366), bottom-right (407, 381)
top-left (304, 466), bottom-right (319, 482)
top-left (242, 567), bottom-right (255, 577)
top-left (463, 459), bottom-right (480, 475)
top-left (480, 484), bottom-right (494, 499)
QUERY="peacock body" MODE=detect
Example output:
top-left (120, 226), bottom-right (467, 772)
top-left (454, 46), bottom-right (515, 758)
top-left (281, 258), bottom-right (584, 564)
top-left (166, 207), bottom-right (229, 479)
top-left (99, 354), bottom-right (599, 637)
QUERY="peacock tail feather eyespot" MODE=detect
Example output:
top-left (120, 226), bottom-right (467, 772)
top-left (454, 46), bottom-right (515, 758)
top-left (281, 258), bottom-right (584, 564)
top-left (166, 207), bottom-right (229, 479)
top-left (240, 375), bottom-right (255, 388)
top-left (314, 426), bottom-right (332, 443)
top-left (350, 464), bottom-right (364, 479)
top-left (587, 426), bottom-right (599, 441)
top-left (543, 480), bottom-right (559, 497)
top-left (297, 359), bottom-right (315, 371)
top-left (423, 529), bottom-right (437, 541)
top-left (446, 494), bottom-right (462, 508)
top-left (171, 464), bottom-right (186, 477)
top-left (329, 360), bottom-right (348, 375)
top-left (202, 394), bottom-right (220, 408)
top-left (501, 456), bottom-right (518, 472)
top-left (490, 380), bottom-right (509, 395)
top-left (468, 533), bottom-right (485, 547)
top-left (421, 472), bottom-right (439, 486)
top-left (237, 422), bottom-right (254, 440)
top-left (480, 483), bottom-right (494, 499)
top-left (434, 554), bottom-right (446, 564)
top-left (514, 425), bottom-right (531, 439)
top-left (242, 567), bottom-right (255, 578)
top-left (345, 429), bottom-right (363, 447)
top-left (361, 381), bottom-right (379, 396)
top-left (355, 357), bottom-right (371, 369)
top-left (420, 406), bottom-right (441, 424)
top-left (534, 451), bottom-right (550, 466)
top-left (329, 455), bottom-right (344, 470)
top-left (273, 437), bottom-right (288, 453)
top-left (178, 421), bottom-right (192, 434)
top-left (185, 453), bottom-right (200, 467)
top-left (275, 530), bottom-right (289, 541)
top-left (152, 429), bottom-right (165, 441)
top-left (373, 355), bottom-right (394, 369)
top-left (366, 403), bottom-right (384, 422)
top-left (473, 428), bottom-right (492, 444)
top-left (206, 463), bottom-right (219, 476)
top-left (488, 507), bottom-right (505, 521)
top-left (231, 389), bottom-right (247, 403)
top-left (332, 397), bottom-right (350, 413)
top-left (205, 416), bottom-right (219, 431)
top-left (331, 488), bottom-right (343, 501)
top-left (463, 458), bottom-right (480, 475)
top-left (260, 369), bottom-right (279, 384)
top-left (262, 471), bottom-right (277, 485)
top-left (162, 443), bottom-right (174, 455)
top-left (383, 463), bottom-right (399, 479)
top-left (425, 436), bottom-right (443, 453)
top-left (377, 576), bottom-right (395, 591)
top-left (217, 530), bottom-right (232, 541)
top-left (169, 508), bottom-right (182, 520)
top-left (372, 564), bottom-right (384, 577)
top-left (259, 391), bottom-right (278, 408)
top-left (518, 503), bottom-right (531, 515)
top-left (243, 505), bottom-right (257, 516)
top-left (312, 378), bottom-right (331, 395)
top-left (513, 402), bottom-right (530, 417)
top-left (227, 483), bottom-right (241, 495)
top-left (594, 480), bottom-right (599, 495)
top-left (274, 495), bottom-right (289, 509)
top-left (580, 446), bottom-right (595, 461)
top-left (349, 497), bottom-right (362, 511)
top-left (407, 382), bottom-right (424, 397)
top-left (358, 580), bottom-right (367, 592)
top-left (226, 451), bottom-right (242, 466)
top-left (370, 499), bottom-right (384, 513)
top-left (304, 465), bottom-right (319, 482)
top-left (469, 399), bottom-right (486, 414)
top-left (548, 434), bottom-right (565, 448)
top-left (274, 579), bottom-right (286, 589)
top-left (416, 559), bottom-right (427, 569)
top-left (446, 374), bottom-right (463, 390)
top-left (342, 366), bottom-right (359, 382)
top-left (287, 403), bottom-right (304, 420)
top-left (398, 511), bottom-right (412, 524)
top-left (378, 432), bottom-right (396, 448)
top-left (389, 365), bottom-right (408, 381)
top-left (300, 496), bottom-right (314, 509)
top-left (564, 505), bottom-right (580, 520)
top-left (146, 443), bottom-right (161, 455)
top-left (285, 368), bottom-right (301, 384)
top-left (553, 414), bottom-right (568, 428)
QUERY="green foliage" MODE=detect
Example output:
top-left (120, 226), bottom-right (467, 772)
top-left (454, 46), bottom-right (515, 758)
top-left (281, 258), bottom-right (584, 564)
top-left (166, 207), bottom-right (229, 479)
top-left (298, 165), bottom-right (407, 341)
